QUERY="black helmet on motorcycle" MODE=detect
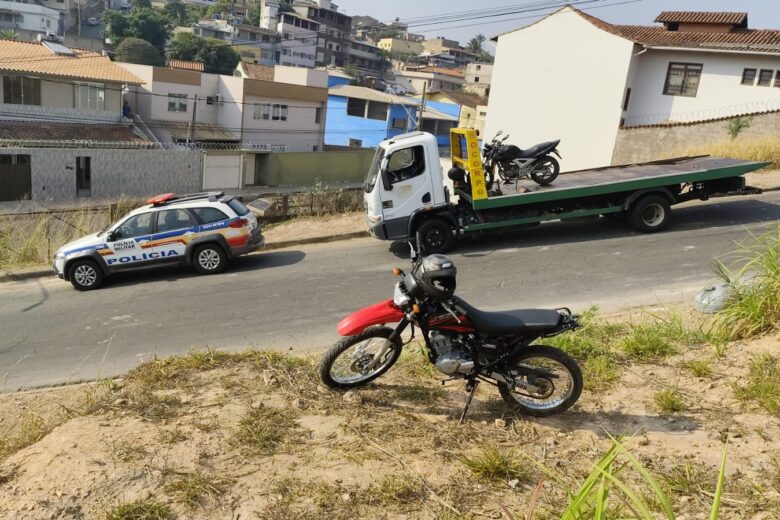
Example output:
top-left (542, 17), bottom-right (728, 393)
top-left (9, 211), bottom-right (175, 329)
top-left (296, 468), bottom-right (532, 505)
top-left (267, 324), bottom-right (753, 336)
top-left (414, 254), bottom-right (457, 300)
top-left (447, 166), bottom-right (466, 182)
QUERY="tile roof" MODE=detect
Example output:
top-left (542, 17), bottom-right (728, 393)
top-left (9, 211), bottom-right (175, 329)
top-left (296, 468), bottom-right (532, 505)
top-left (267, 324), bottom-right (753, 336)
top-left (420, 66), bottom-right (465, 78)
top-left (329, 84), bottom-right (417, 105)
top-left (0, 121), bottom-right (149, 142)
top-left (654, 11), bottom-right (747, 26)
top-left (573, 7), bottom-right (780, 55)
top-left (168, 59), bottom-right (204, 72)
top-left (239, 61), bottom-right (275, 81)
top-left (155, 122), bottom-right (239, 142)
top-left (428, 90), bottom-right (487, 108)
top-left (0, 40), bottom-right (143, 84)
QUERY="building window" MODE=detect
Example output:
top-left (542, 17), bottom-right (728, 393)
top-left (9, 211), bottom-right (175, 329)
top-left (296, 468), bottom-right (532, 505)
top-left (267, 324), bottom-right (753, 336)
top-left (662, 62), bottom-right (702, 97)
top-left (758, 69), bottom-right (774, 87)
top-left (76, 157), bottom-right (91, 197)
top-left (775, 71), bottom-right (780, 88)
top-left (272, 104), bottom-right (288, 121)
top-left (315, 107), bottom-right (322, 124)
top-left (3, 75), bottom-right (41, 105)
top-left (366, 101), bottom-right (388, 121)
top-left (622, 87), bottom-right (632, 111)
top-left (348, 138), bottom-right (362, 148)
top-left (74, 82), bottom-right (105, 110)
top-left (386, 145), bottom-right (425, 184)
top-left (254, 103), bottom-right (271, 120)
top-left (313, 145), bottom-right (319, 152)
top-left (392, 117), bottom-right (407, 129)
top-left (168, 93), bottom-right (187, 112)
top-left (474, 76), bottom-right (479, 83)
top-left (347, 98), bottom-right (366, 117)
top-left (741, 68), bottom-right (756, 85)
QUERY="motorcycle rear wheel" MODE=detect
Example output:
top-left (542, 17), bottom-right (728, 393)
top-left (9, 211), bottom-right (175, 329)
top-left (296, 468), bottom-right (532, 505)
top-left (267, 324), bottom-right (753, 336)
top-left (319, 326), bottom-right (403, 390)
top-left (497, 345), bottom-right (582, 417)
top-left (530, 156), bottom-right (560, 185)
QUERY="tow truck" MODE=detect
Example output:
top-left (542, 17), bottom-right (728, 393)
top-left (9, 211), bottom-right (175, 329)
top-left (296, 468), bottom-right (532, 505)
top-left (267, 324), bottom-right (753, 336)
top-left (364, 129), bottom-right (770, 253)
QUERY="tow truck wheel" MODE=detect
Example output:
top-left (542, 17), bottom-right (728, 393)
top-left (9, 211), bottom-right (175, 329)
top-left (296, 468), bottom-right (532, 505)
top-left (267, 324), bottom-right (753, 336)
top-left (416, 218), bottom-right (454, 254)
top-left (193, 244), bottom-right (227, 274)
top-left (68, 259), bottom-right (104, 291)
top-left (628, 195), bottom-right (671, 233)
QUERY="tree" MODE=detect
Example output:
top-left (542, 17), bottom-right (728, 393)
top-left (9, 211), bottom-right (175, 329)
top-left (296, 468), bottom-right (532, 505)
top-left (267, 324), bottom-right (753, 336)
top-left (467, 34), bottom-right (486, 53)
top-left (115, 37), bottom-right (164, 66)
top-left (278, 0), bottom-right (294, 13)
top-left (245, 3), bottom-right (262, 26)
top-left (206, 0), bottom-right (231, 17)
top-left (163, 0), bottom-right (188, 26)
top-left (105, 7), bottom-right (172, 53)
top-left (166, 33), bottom-right (240, 75)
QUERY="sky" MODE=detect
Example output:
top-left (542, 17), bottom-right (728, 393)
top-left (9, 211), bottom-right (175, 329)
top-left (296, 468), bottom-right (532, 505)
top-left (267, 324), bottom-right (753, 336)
top-left (333, 0), bottom-right (780, 47)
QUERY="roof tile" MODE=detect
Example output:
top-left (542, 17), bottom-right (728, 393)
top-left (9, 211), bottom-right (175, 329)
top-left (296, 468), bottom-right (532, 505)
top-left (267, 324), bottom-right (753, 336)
top-left (654, 11), bottom-right (747, 26)
top-left (168, 59), bottom-right (204, 72)
top-left (240, 61), bottom-right (275, 81)
top-left (0, 121), bottom-right (149, 142)
top-left (0, 39), bottom-right (143, 83)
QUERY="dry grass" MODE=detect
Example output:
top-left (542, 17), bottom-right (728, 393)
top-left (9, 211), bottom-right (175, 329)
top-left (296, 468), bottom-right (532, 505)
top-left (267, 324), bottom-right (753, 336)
top-left (163, 471), bottom-right (232, 508)
top-left (0, 199), bottom-right (141, 270)
top-left (680, 136), bottom-right (780, 169)
top-left (232, 405), bottom-right (301, 454)
top-left (0, 412), bottom-right (48, 461)
top-left (460, 444), bottom-right (529, 482)
top-left (733, 353), bottom-right (780, 414)
top-left (654, 388), bottom-right (688, 413)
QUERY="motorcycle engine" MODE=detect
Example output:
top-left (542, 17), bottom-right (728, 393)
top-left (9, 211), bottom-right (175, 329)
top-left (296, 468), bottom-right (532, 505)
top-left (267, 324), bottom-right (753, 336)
top-left (430, 332), bottom-right (474, 375)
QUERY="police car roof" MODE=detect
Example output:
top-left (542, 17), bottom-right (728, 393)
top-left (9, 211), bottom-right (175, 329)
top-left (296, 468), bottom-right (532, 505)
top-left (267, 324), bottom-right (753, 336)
top-left (151, 192), bottom-right (225, 207)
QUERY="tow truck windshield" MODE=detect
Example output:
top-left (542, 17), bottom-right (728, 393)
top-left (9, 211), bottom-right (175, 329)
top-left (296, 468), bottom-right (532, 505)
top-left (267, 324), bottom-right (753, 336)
top-left (364, 146), bottom-right (385, 193)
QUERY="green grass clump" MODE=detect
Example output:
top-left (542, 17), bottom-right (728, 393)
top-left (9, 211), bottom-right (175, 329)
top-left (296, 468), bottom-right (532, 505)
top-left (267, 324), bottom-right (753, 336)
top-left (654, 389), bottom-right (688, 413)
top-left (681, 359), bottom-right (713, 378)
top-left (461, 444), bottom-right (528, 482)
top-left (164, 471), bottom-right (231, 508)
top-left (104, 498), bottom-right (175, 520)
top-left (733, 353), bottom-right (780, 414)
top-left (619, 323), bottom-right (678, 360)
top-left (233, 405), bottom-right (300, 454)
top-left (714, 226), bottom-right (780, 340)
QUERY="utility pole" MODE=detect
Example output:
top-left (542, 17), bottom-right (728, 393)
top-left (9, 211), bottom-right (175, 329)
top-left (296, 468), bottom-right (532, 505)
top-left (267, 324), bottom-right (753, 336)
top-left (417, 80), bottom-right (427, 131)
top-left (187, 94), bottom-right (198, 144)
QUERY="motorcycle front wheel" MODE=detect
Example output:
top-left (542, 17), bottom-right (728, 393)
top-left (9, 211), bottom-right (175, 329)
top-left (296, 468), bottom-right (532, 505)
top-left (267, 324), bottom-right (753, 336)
top-left (497, 345), bottom-right (582, 417)
top-left (319, 326), bottom-right (403, 390)
top-left (530, 156), bottom-right (560, 185)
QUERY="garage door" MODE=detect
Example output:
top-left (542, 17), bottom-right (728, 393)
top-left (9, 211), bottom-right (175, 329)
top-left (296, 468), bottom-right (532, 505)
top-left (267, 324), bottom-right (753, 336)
top-left (202, 154), bottom-right (241, 190)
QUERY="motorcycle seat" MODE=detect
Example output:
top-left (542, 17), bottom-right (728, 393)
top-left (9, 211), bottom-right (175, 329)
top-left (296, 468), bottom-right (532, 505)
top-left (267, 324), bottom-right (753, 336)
top-left (452, 297), bottom-right (563, 334)
top-left (518, 140), bottom-right (560, 159)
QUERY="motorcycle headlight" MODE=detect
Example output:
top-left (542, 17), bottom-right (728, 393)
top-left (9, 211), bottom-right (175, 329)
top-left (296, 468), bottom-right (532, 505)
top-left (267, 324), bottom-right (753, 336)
top-left (393, 282), bottom-right (411, 308)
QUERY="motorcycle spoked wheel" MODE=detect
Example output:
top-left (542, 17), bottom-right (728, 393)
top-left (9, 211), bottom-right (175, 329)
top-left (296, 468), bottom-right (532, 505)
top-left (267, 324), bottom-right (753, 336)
top-left (497, 345), bottom-right (583, 417)
top-left (529, 156), bottom-right (560, 185)
top-left (319, 326), bottom-right (403, 390)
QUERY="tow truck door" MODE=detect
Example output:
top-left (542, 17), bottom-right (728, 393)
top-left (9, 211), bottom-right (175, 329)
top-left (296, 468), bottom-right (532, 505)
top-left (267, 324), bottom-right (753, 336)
top-left (379, 144), bottom-right (435, 239)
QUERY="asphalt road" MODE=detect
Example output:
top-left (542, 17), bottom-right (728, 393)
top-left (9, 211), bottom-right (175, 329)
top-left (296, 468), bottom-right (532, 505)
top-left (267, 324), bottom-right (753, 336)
top-left (2, 192), bottom-right (779, 391)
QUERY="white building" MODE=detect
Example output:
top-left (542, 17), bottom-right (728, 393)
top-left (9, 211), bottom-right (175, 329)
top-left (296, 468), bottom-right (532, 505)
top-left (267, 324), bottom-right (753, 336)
top-left (487, 7), bottom-right (780, 171)
top-left (392, 66), bottom-right (465, 95)
top-left (0, 0), bottom-right (61, 35)
top-left (277, 11), bottom-right (319, 68)
top-left (464, 62), bottom-right (492, 97)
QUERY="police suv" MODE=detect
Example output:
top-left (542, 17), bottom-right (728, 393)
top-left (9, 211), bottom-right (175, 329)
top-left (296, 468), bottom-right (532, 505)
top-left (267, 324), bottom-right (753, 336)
top-left (53, 192), bottom-right (264, 291)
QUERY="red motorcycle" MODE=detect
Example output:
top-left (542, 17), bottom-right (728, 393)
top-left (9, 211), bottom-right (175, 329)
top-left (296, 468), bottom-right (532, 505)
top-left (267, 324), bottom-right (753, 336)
top-left (319, 246), bottom-right (584, 419)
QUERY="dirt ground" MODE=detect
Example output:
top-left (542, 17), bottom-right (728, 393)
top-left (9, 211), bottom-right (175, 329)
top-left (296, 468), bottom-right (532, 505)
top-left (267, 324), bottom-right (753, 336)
top-left (0, 319), bottom-right (779, 519)
top-left (262, 212), bottom-right (365, 243)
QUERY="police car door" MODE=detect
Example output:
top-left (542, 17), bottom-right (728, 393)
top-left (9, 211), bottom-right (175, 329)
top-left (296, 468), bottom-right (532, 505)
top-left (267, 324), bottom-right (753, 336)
top-left (148, 208), bottom-right (197, 263)
top-left (105, 212), bottom-right (154, 268)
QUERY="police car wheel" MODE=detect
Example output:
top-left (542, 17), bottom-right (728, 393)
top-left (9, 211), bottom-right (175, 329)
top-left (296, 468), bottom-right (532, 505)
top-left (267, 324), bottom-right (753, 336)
top-left (194, 244), bottom-right (227, 274)
top-left (68, 260), bottom-right (104, 291)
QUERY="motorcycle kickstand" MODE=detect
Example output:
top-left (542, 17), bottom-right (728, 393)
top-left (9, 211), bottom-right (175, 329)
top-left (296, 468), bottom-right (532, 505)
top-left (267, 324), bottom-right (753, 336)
top-left (459, 380), bottom-right (479, 424)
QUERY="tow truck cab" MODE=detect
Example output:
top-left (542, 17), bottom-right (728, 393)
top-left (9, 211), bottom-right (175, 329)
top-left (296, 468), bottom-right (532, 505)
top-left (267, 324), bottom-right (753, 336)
top-left (364, 132), bottom-right (449, 241)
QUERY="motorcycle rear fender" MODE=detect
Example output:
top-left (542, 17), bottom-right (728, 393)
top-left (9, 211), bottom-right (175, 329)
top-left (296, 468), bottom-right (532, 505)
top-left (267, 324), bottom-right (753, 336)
top-left (337, 299), bottom-right (405, 336)
top-left (551, 149), bottom-right (562, 159)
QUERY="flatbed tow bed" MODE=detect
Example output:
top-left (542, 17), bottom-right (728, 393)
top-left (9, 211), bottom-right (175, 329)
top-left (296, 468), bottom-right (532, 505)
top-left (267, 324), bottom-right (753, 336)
top-left (362, 129), bottom-right (770, 253)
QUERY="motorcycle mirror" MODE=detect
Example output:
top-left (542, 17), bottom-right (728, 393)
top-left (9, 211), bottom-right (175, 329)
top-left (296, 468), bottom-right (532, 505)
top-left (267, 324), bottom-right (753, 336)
top-left (496, 130), bottom-right (502, 137)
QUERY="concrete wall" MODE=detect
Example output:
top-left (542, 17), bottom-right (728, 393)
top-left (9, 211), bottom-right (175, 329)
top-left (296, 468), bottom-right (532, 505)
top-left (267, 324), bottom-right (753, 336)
top-left (253, 149), bottom-right (374, 186)
top-left (612, 111), bottom-right (780, 164)
top-left (486, 7), bottom-right (635, 172)
top-left (12, 147), bottom-right (203, 201)
top-left (625, 50), bottom-right (780, 126)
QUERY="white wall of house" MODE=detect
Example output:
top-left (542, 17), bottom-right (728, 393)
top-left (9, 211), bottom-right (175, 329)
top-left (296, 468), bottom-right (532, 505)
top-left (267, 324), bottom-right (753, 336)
top-left (486, 7), bottom-right (635, 171)
top-left (216, 75), bottom-right (245, 139)
top-left (274, 66), bottom-right (328, 88)
top-left (0, 0), bottom-right (60, 34)
top-left (624, 50), bottom-right (780, 126)
top-left (241, 93), bottom-right (324, 152)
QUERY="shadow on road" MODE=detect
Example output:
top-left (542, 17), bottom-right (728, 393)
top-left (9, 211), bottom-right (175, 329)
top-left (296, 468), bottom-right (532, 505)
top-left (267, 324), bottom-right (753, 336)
top-left (390, 199), bottom-right (780, 258)
top-left (106, 249), bottom-right (306, 288)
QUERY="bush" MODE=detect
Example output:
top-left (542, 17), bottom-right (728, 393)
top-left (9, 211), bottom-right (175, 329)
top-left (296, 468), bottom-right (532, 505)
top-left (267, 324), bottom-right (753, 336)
top-left (115, 37), bottom-right (164, 67)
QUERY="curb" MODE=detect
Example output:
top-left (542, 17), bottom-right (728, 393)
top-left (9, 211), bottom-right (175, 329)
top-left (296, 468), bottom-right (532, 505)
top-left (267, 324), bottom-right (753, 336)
top-left (0, 231), bottom-right (369, 284)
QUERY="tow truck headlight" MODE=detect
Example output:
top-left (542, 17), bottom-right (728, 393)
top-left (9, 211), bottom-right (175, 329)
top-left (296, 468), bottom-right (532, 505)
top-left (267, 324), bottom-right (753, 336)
top-left (393, 282), bottom-right (410, 308)
top-left (367, 214), bottom-right (382, 224)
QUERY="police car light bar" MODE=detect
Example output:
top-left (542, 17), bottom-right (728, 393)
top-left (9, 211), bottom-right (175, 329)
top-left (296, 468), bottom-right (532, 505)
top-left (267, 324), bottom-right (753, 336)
top-left (147, 193), bottom-right (176, 205)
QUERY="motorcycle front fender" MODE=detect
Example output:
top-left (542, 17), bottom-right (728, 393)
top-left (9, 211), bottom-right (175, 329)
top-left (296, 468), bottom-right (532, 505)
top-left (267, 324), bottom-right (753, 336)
top-left (337, 299), bottom-right (404, 336)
